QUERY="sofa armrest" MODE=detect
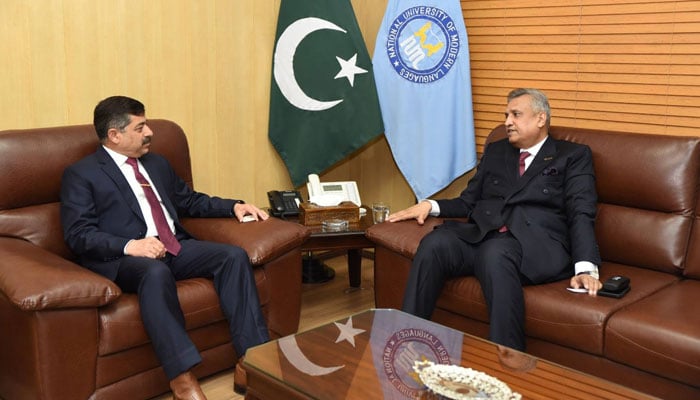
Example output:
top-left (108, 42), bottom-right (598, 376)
top-left (366, 218), bottom-right (449, 258)
top-left (0, 237), bottom-right (121, 311)
top-left (181, 217), bottom-right (311, 265)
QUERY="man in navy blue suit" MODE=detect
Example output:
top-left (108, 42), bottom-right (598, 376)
top-left (388, 88), bottom-right (603, 352)
top-left (60, 96), bottom-right (268, 399)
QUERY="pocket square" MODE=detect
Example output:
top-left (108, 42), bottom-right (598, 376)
top-left (542, 167), bottom-right (558, 176)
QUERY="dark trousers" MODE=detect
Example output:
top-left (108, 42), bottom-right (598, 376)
top-left (402, 229), bottom-right (529, 351)
top-left (114, 239), bottom-right (269, 380)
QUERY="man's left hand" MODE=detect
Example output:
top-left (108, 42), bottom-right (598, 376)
top-left (233, 203), bottom-right (269, 222)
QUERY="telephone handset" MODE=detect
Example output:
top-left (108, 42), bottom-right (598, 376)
top-left (307, 174), bottom-right (361, 207)
top-left (267, 190), bottom-right (303, 217)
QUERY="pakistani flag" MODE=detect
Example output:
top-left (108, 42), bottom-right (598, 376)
top-left (269, 0), bottom-right (384, 187)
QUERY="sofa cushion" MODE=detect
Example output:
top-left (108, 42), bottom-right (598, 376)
top-left (181, 217), bottom-right (310, 265)
top-left (437, 263), bottom-right (679, 355)
top-left (605, 279), bottom-right (700, 387)
top-left (99, 278), bottom-right (226, 356)
top-left (595, 203), bottom-right (691, 275)
top-left (552, 127), bottom-right (700, 277)
top-left (98, 267), bottom-right (270, 356)
top-left (366, 218), bottom-right (466, 259)
top-left (0, 237), bottom-right (120, 311)
top-left (0, 125), bottom-right (96, 210)
top-left (682, 196), bottom-right (700, 280)
top-left (0, 203), bottom-right (74, 260)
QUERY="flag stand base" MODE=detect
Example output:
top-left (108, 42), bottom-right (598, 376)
top-left (302, 255), bottom-right (335, 284)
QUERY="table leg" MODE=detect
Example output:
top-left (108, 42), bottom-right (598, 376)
top-left (302, 252), bottom-right (335, 284)
top-left (348, 249), bottom-right (362, 288)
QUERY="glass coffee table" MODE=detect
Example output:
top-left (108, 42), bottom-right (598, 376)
top-left (244, 309), bottom-right (655, 400)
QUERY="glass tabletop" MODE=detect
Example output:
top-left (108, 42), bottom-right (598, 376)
top-left (244, 308), bottom-right (654, 400)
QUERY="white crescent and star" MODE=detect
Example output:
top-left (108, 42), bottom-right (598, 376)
top-left (273, 17), bottom-right (368, 112)
top-left (334, 316), bottom-right (365, 347)
top-left (279, 336), bottom-right (344, 376)
top-left (278, 316), bottom-right (366, 376)
top-left (334, 54), bottom-right (367, 87)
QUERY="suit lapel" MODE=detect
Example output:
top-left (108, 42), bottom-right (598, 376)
top-left (524, 137), bottom-right (556, 179)
top-left (503, 144), bottom-right (520, 185)
top-left (512, 137), bottom-right (557, 193)
top-left (96, 147), bottom-right (145, 221)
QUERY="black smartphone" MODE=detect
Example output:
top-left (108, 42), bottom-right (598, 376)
top-left (598, 275), bottom-right (630, 298)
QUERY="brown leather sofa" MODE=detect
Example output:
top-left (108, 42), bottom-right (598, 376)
top-left (0, 120), bottom-right (310, 400)
top-left (366, 125), bottom-right (700, 399)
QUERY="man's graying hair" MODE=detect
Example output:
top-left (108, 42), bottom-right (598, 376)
top-left (508, 88), bottom-right (551, 129)
top-left (93, 96), bottom-right (145, 142)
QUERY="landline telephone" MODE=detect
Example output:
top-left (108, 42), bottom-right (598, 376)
top-left (307, 173), bottom-right (361, 207)
top-left (267, 190), bottom-right (303, 217)
top-left (267, 175), bottom-right (361, 217)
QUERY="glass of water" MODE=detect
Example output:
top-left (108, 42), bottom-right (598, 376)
top-left (372, 202), bottom-right (390, 224)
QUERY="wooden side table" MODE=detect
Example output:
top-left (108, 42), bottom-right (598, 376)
top-left (278, 212), bottom-right (375, 288)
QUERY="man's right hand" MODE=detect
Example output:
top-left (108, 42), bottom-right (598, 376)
top-left (387, 200), bottom-right (433, 225)
top-left (125, 237), bottom-right (167, 259)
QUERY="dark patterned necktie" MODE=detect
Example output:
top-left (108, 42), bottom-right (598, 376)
top-left (126, 158), bottom-right (181, 255)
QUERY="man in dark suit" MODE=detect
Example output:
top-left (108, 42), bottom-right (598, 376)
top-left (388, 88), bottom-right (602, 351)
top-left (60, 96), bottom-right (268, 399)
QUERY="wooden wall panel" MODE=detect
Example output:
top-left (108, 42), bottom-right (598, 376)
top-left (464, 0), bottom-right (700, 152)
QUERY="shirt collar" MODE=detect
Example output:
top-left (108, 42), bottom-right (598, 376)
top-left (103, 145), bottom-right (130, 166)
top-left (521, 135), bottom-right (548, 158)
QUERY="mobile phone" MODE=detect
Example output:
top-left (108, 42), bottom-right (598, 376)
top-left (597, 275), bottom-right (630, 298)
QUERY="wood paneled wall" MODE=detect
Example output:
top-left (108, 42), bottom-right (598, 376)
top-left (464, 0), bottom-right (700, 152)
top-left (1, 0), bottom-right (698, 212)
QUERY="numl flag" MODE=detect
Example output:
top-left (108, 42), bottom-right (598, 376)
top-left (373, 0), bottom-right (477, 200)
top-left (269, 0), bottom-right (384, 187)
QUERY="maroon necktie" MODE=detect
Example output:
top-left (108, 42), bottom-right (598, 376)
top-left (498, 151), bottom-right (532, 233)
top-left (519, 151), bottom-right (531, 176)
top-left (126, 158), bottom-right (181, 256)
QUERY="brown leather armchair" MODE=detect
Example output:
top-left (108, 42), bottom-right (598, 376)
top-left (0, 120), bottom-right (310, 400)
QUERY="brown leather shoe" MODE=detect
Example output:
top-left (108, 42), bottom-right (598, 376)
top-left (170, 371), bottom-right (207, 400)
top-left (233, 357), bottom-right (247, 395)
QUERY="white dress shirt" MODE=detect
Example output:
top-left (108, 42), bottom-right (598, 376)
top-left (103, 147), bottom-right (177, 251)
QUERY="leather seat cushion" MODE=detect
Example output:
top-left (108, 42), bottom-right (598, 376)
top-left (98, 267), bottom-right (269, 356)
top-left (438, 264), bottom-right (679, 355)
top-left (98, 278), bottom-right (226, 356)
top-left (605, 279), bottom-right (700, 387)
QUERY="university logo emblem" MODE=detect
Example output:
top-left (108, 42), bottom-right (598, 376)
top-left (385, 7), bottom-right (461, 84)
top-left (381, 328), bottom-right (452, 397)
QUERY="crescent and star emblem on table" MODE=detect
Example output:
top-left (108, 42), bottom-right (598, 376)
top-left (273, 17), bottom-right (368, 111)
top-left (278, 316), bottom-right (366, 376)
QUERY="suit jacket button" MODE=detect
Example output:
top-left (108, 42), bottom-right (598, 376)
top-left (486, 211), bottom-right (492, 216)
top-left (543, 189), bottom-right (550, 194)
